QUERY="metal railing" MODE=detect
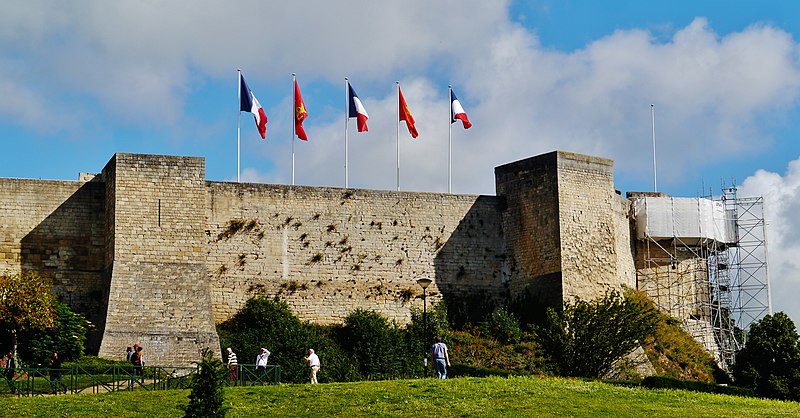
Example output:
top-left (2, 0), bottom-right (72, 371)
top-left (0, 363), bottom-right (280, 397)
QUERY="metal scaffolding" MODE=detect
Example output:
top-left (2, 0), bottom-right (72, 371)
top-left (721, 186), bottom-right (772, 335)
top-left (634, 190), bottom-right (771, 369)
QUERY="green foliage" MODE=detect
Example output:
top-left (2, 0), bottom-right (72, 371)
top-left (340, 309), bottom-right (404, 378)
top-left (733, 312), bottom-right (800, 400)
top-left (533, 289), bottom-right (660, 378)
top-left (183, 347), bottom-right (228, 418)
top-left (18, 302), bottom-right (90, 365)
top-left (479, 306), bottom-right (522, 344)
top-left (0, 272), bottom-right (58, 352)
top-left (448, 328), bottom-right (544, 376)
top-left (217, 296), bottom-right (358, 383)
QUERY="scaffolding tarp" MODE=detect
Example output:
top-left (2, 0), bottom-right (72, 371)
top-left (634, 197), bottom-right (734, 244)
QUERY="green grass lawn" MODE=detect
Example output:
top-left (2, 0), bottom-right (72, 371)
top-left (1, 375), bottom-right (798, 417)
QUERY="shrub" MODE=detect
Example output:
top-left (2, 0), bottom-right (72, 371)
top-left (339, 309), bottom-right (411, 379)
top-left (18, 302), bottom-right (89, 365)
top-left (533, 289), bottom-right (659, 378)
top-left (217, 296), bottom-right (358, 383)
top-left (480, 306), bottom-right (522, 344)
top-left (183, 347), bottom-right (228, 418)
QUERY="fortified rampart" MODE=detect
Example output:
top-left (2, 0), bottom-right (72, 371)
top-left (0, 150), bottom-right (635, 365)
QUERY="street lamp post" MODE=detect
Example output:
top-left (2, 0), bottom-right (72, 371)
top-left (416, 277), bottom-right (432, 377)
top-left (64, 282), bottom-right (78, 307)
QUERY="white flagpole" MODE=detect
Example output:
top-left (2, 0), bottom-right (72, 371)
top-left (396, 81), bottom-right (400, 191)
top-left (651, 104), bottom-right (657, 193)
top-left (448, 85), bottom-right (453, 194)
top-left (237, 69), bottom-right (242, 183)
top-left (344, 78), bottom-right (349, 188)
top-left (292, 73), bottom-right (296, 186)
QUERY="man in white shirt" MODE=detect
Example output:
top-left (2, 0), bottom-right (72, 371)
top-left (305, 348), bottom-right (320, 384)
top-left (256, 347), bottom-right (271, 382)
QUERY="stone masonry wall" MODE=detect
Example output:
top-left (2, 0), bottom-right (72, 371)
top-left (495, 152), bottom-right (562, 307)
top-left (206, 183), bottom-right (508, 325)
top-left (556, 152), bottom-right (630, 300)
top-left (98, 154), bottom-right (220, 365)
top-left (0, 177), bottom-right (106, 324)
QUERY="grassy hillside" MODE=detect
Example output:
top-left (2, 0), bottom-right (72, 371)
top-left (1, 376), bottom-right (797, 417)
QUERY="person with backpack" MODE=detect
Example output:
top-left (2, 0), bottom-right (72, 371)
top-left (131, 344), bottom-right (144, 383)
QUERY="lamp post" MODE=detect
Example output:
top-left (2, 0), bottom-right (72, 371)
top-left (416, 277), bottom-right (432, 377)
top-left (64, 282), bottom-right (77, 307)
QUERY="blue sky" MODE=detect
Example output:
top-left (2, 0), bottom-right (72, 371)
top-left (3, 1), bottom-right (800, 322)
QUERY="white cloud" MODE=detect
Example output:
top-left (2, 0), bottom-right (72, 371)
top-left (740, 159), bottom-right (800, 323)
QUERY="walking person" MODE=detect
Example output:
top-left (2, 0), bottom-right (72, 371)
top-left (125, 346), bottom-right (133, 362)
top-left (305, 349), bottom-right (320, 384)
top-left (255, 347), bottom-right (270, 383)
top-left (49, 352), bottom-right (67, 394)
top-left (4, 352), bottom-right (16, 394)
top-left (226, 347), bottom-right (238, 385)
top-left (130, 344), bottom-right (144, 385)
top-left (431, 336), bottom-right (451, 379)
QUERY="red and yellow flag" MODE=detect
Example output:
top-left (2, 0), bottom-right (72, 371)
top-left (398, 87), bottom-right (418, 138)
top-left (294, 80), bottom-right (308, 141)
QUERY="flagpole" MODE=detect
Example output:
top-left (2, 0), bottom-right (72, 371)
top-left (396, 81), bottom-right (400, 191)
top-left (651, 104), bottom-right (657, 193)
top-left (344, 78), bottom-right (349, 188)
top-left (448, 85), bottom-right (453, 194)
top-left (292, 73), bottom-right (296, 186)
top-left (237, 69), bottom-right (242, 183)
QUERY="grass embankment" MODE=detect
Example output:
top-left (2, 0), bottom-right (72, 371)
top-left (2, 375), bottom-right (798, 417)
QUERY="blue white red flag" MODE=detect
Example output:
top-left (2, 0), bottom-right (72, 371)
top-left (450, 89), bottom-right (472, 129)
top-left (347, 82), bottom-right (369, 132)
top-left (240, 75), bottom-right (268, 139)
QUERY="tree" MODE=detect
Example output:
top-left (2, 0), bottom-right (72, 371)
top-left (18, 301), bottom-right (89, 365)
top-left (0, 272), bottom-right (58, 356)
top-left (533, 289), bottom-right (660, 378)
top-left (184, 347), bottom-right (229, 418)
top-left (733, 312), bottom-right (800, 400)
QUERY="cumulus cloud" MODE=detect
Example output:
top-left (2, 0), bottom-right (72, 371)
top-left (740, 159), bottom-right (800, 323)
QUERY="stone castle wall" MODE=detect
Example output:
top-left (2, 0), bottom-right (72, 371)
top-left (0, 177), bottom-right (106, 328)
top-left (97, 154), bottom-right (220, 364)
top-left (205, 183), bottom-right (507, 325)
top-left (0, 150), bottom-right (639, 365)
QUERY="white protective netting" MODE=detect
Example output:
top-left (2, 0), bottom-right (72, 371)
top-left (634, 197), bottom-right (735, 244)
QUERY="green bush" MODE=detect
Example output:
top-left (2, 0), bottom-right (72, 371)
top-left (339, 309), bottom-right (415, 380)
top-left (480, 306), bottom-right (522, 344)
top-left (533, 289), bottom-right (659, 378)
top-left (183, 347), bottom-right (228, 418)
top-left (217, 296), bottom-right (358, 383)
top-left (17, 302), bottom-right (89, 365)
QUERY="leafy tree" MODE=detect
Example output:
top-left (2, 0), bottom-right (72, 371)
top-left (733, 312), bottom-right (800, 400)
top-left (184, 347), bottom-right (228, 418)
top-left (18, 302), bottom-right (90, 365)
top-left (0, 272), bottom-right (58, 356)
top-left (533, 289), bottom-right (660, 378)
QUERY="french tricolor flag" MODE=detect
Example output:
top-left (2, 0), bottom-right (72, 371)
top-left (239, 74), bottom-right (268, 139)
top-left (450, 89), bottom-right (472, 129)
top-left (347, 82), bottom-right (369, 132)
